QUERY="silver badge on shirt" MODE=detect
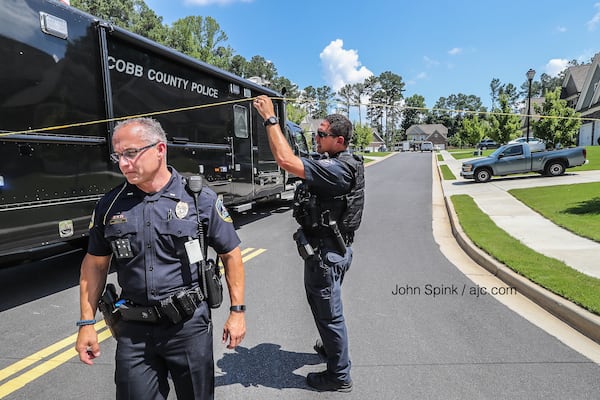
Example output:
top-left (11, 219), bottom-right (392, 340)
top-left (175, 201), bottom-right (189, 219)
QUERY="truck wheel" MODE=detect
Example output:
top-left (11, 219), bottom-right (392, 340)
top-left (474, 168), bottom-right (492, 183)
top-left (545, 161), bottom-right (565, 176)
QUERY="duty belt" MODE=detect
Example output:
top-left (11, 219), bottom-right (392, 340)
top-left (118, 287), bottom-right (205, 324)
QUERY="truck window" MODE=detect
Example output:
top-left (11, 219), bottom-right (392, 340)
top-left (504, 145), bottom-right (523, 157)
top-left (233, 105), bottom-right (249, 138)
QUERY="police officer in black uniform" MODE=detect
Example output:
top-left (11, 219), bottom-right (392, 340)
top-left (254, 96), bottom-right (364, 392)
top-left (75, 118), bottom-right (246, 400)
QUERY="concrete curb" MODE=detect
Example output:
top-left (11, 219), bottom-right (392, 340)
top-left (436, 161), bottom-right (600, 345)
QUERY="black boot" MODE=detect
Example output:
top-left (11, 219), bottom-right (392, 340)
top-left (306, 371), bottom-right (353, 392)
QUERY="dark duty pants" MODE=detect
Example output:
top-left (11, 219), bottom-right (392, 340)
top-left (114, 303), bottom-right (214, 400)
top-left (304, 244), bottom-right (353, 382)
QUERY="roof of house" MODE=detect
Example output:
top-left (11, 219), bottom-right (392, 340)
top-left (575, 52), bottom-right (600, 114)
top-left (406, 124), bottom-right (448, 137)
top-left (562, 64), bottom-right (591, 98)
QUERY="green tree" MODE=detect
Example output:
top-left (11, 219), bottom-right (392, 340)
top-left (300, 86), bottom-right (318, 119)
top-left (336, 84), bottom-right (354, 118)
top-left (427, 93), bottom-right (485, 138)
top-left (72, 0), bottom-right (167, 41)
top-left (229, 55), bottom-right (247, 77)
top-left (245, 55), bottom-right (277, 83)
top-left (353, 123), bottom-right (373, 151)
top-left (366, 72), bottom-right (404, 147)
top-left (271, 76), bottom-right (299, 100)
top-left (315, 86), bottom-right (335, 119)
top-left (488, 94), bottom-right (521, 144)
top-left (351, 82), bottom-right (367, 125)
top-left (459, 115), bottom-right (488, 146)
top-left (490, 78), bottom-right (502, 110)
top-left (285, 103), bottom-right (307, 125)
top-left (401, 94), bottom-right (426, 135)
top-left (165, 16), bottom-right (232, 69)
top-left (532, 88), bottom-right (581, 148)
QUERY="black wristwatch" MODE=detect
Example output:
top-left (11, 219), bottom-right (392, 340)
top-left (230, 305), bottom-right (246, 313)
top-left (263, 116), bottom-right (278, 127)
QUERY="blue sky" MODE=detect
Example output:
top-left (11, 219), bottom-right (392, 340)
top-left (144, 0), bottom-right (600, 109)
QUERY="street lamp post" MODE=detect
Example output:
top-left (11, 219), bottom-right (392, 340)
top-left (526, 68), bottom-right (536, 142)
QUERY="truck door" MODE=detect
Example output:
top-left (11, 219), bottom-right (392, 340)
top-left (496, 145), bottom-right (529, 174)
top-left (251, 107), bottom-right (285, 199)
top-left (228, 103), bottom-right (253, 202)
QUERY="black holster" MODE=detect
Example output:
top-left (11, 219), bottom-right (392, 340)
top-left (98, 284), bottom-right (122, 339)
top-left (203, 259), bottom-right (223, 309)
top-left (328, 220), bottom-right (348, 255)
top-left (293, 228), bottom-right (316, 260)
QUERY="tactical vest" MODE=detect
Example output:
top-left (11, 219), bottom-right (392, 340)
top-left (293, 152), bottom-right (365, 237)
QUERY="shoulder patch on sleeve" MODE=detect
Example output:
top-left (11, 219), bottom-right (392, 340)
top-left (215, 196), bottom-right (233, 223)
top-left (88, 209), bottom-right (95, 230)
top-left (318, 158), bottom-right (334, 167)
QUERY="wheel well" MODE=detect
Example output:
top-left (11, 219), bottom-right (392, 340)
top-left (475, 166), bottom-right (492, 174)
top-left (546, 158), bottom-right (567, 169)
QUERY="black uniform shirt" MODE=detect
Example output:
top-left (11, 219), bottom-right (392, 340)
top-left (301, 151), bottom-right (354, 197)
top-left (88, 167), bottom-right (240, 305)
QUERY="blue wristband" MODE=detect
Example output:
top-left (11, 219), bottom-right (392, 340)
top-left (76, 319), bottom-right (96, 327)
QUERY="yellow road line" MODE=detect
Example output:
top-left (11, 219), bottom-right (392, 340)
top-left (0, 325), bottom-right (111, 398)
top-left (243, 248), bottom-right (267, 261)
top-left (0, 247), bottom-right (266, 398)
top-left (0, 320), bottom-right (106, 382)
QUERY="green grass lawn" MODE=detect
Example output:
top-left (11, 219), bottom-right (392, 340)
top-left (571, 145), bottom-right (600, 171)
top-left (448, 148), bottom-right (495, 160)
top-left (440, 164), bottom-right (456, 180)
top-left (451, 194), bottom-right (600, 315)
top-left (509, 182), bottom-right (600, 242)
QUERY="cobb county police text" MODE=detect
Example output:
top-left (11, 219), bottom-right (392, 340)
top-left (107, 56), bottom-right (219, 98)
top-left (392, 283), bottom-right (517, 298)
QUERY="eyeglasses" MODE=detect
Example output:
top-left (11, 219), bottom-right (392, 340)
top-left (110, 142), bottom-right (159, 164)
top-left (316, 131), bottom-right (339, 138)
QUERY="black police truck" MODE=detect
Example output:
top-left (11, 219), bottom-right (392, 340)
top-left (0, 0), bottom-right (308, 265)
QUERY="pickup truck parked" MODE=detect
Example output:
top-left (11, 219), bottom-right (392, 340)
top-left (461, 143), bottom-right (587, 183)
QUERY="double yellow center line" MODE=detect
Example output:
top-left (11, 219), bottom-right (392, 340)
top-left (0, 247), bottom-right (265, 399)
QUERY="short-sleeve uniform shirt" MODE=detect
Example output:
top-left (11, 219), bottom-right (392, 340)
top-left (301, 152), bottom-right (354, 197)
top-left (88, 167), bottom-right (240, 305)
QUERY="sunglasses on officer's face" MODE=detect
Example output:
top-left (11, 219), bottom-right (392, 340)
top-left (316, 131), bottom-right (339, 138)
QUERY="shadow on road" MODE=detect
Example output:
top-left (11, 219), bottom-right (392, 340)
top-left (215, 343), bottom-right (322, 390)
top-left (0, 249), bottom-right (85, 311)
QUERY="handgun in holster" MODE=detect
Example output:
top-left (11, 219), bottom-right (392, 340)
top-left (293, 228), bottom-right (316, 260)
top-left (98, 283), bottom-right (122, 339)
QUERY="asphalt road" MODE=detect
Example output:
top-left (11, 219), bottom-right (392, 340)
top-left (1, 152), bottom-right (599, 399)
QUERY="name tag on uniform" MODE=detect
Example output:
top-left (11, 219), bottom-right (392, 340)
top-left (184, 238), bottom-right (203, 264)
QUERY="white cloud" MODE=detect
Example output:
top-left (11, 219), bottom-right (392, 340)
top-left (406, 72), bottom-right (427, 86)
top-left (448, 47), bottom-right (462, 56)
top-left (545, 58), bottom-right (569, 76)
top-left (556, 26), bottom-right (567, 33)
top-left (184, 0), bottom-right (253, 5)
top-left (319, 39), bottom-right (373, 91)
top-left (587, 3), bottom-right (600, 31)
top-left (423, 56), bottom-right (440, 67)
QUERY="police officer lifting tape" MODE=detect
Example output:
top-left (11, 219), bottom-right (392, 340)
top-left (254, 96), bottom-right (364, 393)
top-left (75, 118), bottom-right (245, 400)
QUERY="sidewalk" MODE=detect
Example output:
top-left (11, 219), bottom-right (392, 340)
top-left (439, 150), bottom-right (600, 279)
top-left (436, 150), bottom-right (600, 344)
